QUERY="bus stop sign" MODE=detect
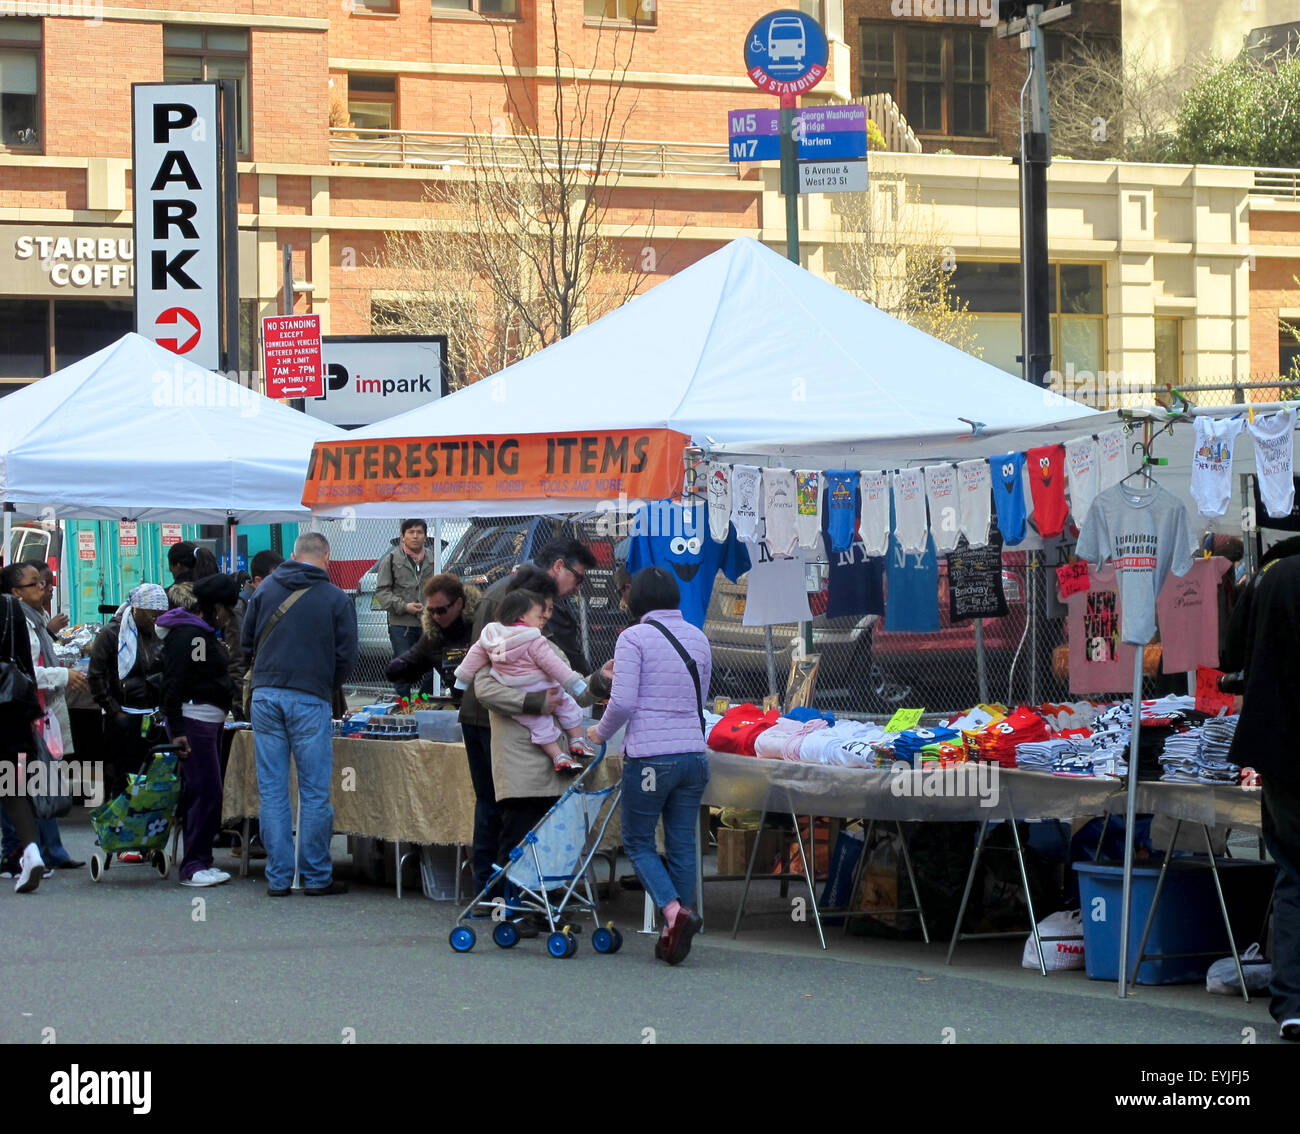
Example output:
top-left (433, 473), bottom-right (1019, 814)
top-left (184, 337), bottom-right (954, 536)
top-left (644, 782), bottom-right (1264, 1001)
top-left (744, 8), bottom-right (829, 97)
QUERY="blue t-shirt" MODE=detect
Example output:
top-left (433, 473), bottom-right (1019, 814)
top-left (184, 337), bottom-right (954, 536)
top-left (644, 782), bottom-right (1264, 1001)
top-left (991, 451), bottom-right (1028, 545)
top-left (882, 495), bottom-right (939, 633)
top-left (626, 499), bottom-right (750, 628)
top-left (824, 470), bottom-right (860, 554)
top-left (821, 502), bottom-right (884, 619)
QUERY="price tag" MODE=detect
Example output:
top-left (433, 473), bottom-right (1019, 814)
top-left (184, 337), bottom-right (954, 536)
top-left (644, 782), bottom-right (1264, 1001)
top-left (762, 694), bottom-right (780, 713)
top-left (885, 708), bottom-right (925, 733)
top-left (1056, 561), bottom-right (1091, 598)
top-left (1194, 666), bottom-right (1235, 716)
top-left (713, 697), bottom-right (731, 716)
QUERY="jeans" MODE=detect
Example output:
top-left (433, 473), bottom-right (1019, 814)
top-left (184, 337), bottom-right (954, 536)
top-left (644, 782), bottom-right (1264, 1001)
top-left (251, 687), bottom-right (335, 890)
top-left (460, 722), bottom-right (501, 893)
top-left (621, 751), bottom-right (710, 910)
top-left (389, 625), bottom-right (432, 700)
top-left (5, 809), bottom-right (71, 865)
top-left (1263, 777), bottom-right (1300, 1025)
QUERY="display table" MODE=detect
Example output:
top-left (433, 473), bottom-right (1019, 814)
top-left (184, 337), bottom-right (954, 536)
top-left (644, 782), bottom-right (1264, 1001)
top-left (223, 731), bottom-right (625, 895)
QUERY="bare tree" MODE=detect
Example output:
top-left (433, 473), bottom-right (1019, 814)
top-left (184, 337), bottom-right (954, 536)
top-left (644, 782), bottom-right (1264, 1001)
top-left (830, 174), bottom-right (982, 357)
top-left (996, 34), bottom-right (1188, 162)
top-left (372, 1), bottom-right (659, 387)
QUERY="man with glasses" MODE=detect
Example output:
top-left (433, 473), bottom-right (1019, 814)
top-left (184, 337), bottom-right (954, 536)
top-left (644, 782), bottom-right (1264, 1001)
top-left (386, 573), bottom-right (480, 697)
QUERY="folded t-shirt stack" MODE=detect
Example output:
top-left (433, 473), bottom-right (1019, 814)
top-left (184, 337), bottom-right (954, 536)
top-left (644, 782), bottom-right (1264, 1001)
top-left (707, 704), bottom-right (781, 756)
top-left (1015, 736), bottom-right (1094, 773)
top-left (798, 721), bottom-right (894, 767)
top-left (894, 724), bottom-right (961, 765)
top-left (1157, 728), bottom-right (1203, 783)
top-left (966, 707), bottom-right (1051, 768)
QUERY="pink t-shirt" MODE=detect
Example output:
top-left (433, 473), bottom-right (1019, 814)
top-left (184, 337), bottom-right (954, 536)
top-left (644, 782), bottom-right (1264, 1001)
top-left (1156, 556), bottom-right (1231, 674)
top-left (1065, 566), bottom-right (1139, 695)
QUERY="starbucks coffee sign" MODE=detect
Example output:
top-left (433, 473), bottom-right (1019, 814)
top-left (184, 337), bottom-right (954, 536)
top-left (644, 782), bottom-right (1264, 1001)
top-left (8, 226), bottom-right (135, 296)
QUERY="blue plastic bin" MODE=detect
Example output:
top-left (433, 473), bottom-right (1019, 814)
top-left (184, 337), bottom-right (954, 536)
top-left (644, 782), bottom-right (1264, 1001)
top-left (1073, 860), bottom-right (1274, 985)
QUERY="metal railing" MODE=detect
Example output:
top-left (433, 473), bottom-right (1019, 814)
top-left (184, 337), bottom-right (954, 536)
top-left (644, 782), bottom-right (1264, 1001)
top-left (329, 128), bottom-right (740, 178)
top-left (1251, 167), bottom-right (1300, 199)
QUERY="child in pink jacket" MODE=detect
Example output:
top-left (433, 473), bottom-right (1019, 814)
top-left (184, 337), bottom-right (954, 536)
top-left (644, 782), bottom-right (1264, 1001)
top-left (454, 589), bottom-right (590, 774)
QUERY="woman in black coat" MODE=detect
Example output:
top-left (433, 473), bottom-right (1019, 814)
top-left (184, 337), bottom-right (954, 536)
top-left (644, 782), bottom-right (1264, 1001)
top-left (0, 594), bottom-right (45, 892)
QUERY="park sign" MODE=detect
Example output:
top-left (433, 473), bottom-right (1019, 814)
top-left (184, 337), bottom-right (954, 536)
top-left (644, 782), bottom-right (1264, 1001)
top-left (132, 81), bottom-right (238, 373)
top-left (743, 8), bottom-right (829, 97)
top-left (302, 429), bottom-right (689, 509)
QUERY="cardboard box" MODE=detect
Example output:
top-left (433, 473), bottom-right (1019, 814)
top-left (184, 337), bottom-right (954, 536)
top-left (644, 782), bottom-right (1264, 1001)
top-left (716, 827), bottom-right (782, 875)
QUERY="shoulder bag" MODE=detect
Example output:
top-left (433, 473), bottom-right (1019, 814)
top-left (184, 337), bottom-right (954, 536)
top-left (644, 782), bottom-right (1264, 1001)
top-left (242, 587), bottom-right (313, 718)
top-left (644, 619), bottom-right (705, 741)
top-left (0, 599), bottom-right (40, 722)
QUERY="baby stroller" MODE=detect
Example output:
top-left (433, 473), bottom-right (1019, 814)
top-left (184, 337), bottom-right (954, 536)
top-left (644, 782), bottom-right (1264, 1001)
top-left (87, 743), bottom-right (183, 882)
top-left (449, 746), bottom-right (623, 959)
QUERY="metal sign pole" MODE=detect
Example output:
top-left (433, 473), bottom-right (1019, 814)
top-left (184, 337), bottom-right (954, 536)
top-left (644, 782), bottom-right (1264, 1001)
top-left (779, 94), bottom-right (800, 266)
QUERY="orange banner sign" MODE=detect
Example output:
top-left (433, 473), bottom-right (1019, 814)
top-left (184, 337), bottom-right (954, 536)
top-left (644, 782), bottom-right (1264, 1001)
top-left (302, 428), bottom-right (688, 508)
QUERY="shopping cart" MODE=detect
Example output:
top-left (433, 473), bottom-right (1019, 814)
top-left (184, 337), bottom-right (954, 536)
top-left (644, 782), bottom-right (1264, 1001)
top-left (449, 745), bottom-right (624, 959)
top-left (87, 743), bottom-right (183, 882)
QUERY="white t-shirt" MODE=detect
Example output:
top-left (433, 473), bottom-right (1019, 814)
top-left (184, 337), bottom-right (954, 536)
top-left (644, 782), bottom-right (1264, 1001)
top-left (1190, 415), bottom-right (1244, 518)
top-left (892, 468), bottom-right (928, 557)
top-left (1248, 408), bottom-right (1296, 520)
top-left (924, 464), bottom-right (960, 555)
top-left (705, 462), bottom-right (732, 543)
top-left (795, 470), bottom-right (823, 551)
top-left (740, 541), bottom-right (812, 627)
top-left (1064, 435), bottom-right (1100, 527)
top-left (1097, 427), bottom-right (1130, 491)
top-left (762, 467), bottom-right (798, 558)
top-left (859, 471), bottom-right (891, 558)
top-left (957, 459), bottom-right (992, 548)
top-left (730, 464), bottom-right (763, 544)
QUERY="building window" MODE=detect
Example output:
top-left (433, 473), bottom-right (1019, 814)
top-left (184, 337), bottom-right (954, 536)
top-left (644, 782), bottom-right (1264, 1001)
top-left (858, 21), bottom-right (990, 137)
top-left (584, 0), bottom-right (655, 25)
top-left (0, 19), bottom-right (41, 151)
top-left (352, 0), bottom-right (396, 10)
top-left (1154, 317), bottom-right (1181, 387)
top-left (348, 74), bottom-right (397, 131)
top-left (947, 261), bottom-right (1105, 390)
top-left (432, 0), bottom-right (521, 16)
top-left (0, 298), bottom-right (134, 381)
top-left (163, 27), bottom-right (251, 156)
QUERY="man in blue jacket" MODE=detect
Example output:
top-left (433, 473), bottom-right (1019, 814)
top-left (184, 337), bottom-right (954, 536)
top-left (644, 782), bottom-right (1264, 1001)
top-left (242, 532), bottom-right (358, 897)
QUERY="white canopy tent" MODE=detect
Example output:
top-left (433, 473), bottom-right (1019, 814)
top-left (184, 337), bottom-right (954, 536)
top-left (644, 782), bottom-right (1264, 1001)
top-left (0, 332), bottom-right (346, 525)
top-left (310, 237), bottom-right (1097, 518)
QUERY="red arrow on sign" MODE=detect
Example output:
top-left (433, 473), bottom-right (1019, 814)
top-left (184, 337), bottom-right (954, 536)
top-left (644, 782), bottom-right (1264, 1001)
top-left (156, 307), bottom-right (202, 354)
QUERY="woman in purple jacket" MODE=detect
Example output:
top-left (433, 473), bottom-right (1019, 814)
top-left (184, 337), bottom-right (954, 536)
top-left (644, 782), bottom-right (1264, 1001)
top-left (588, 566), bottom-right (712, 965)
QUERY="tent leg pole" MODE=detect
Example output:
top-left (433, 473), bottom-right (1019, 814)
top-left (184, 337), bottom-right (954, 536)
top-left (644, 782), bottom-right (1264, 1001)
top-left (1118, 645), bottom-right (1144, 998)
top-left (764, 626), bottom-right (778, 702)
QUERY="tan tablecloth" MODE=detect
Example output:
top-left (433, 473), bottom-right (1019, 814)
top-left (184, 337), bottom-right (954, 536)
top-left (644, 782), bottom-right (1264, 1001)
top-left (223, 731), bottom-right (624, 847)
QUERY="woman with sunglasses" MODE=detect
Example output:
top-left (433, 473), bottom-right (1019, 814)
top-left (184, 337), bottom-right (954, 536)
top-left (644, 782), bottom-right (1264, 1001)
top-left (386, 573), bottom-right (481, 698)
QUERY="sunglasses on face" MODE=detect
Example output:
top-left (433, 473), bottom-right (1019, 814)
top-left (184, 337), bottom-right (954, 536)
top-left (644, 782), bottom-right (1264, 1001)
top-left (428, 602), bottom-right (455, 616)
top-left (565, 563), bottom-right (587, 586)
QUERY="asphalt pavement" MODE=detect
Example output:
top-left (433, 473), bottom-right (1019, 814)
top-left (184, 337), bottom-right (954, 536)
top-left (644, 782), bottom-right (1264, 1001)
top-left (0, 812), bottom-right (1285, 1047)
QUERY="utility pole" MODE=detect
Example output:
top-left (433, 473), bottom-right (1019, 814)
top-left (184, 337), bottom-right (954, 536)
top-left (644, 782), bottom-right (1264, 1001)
top-left (999, 3), bottom-right (1073, 389)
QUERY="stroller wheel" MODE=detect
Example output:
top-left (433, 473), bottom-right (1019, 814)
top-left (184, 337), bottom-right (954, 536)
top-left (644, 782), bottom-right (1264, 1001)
top-left (151, 850), bottom-right (170, 879)
top-left (592, 927), bottom-right (616, 954)
top-left (609, 927), bottom-right (624, 954)
top-left (449, 926), bottom-right (476, 953)
top-left (546, 931), bottom-right (574, 958)
top-left (492, 922), bottom-right (520, 949)
top-left (89, 853), bottom-right (105, 883)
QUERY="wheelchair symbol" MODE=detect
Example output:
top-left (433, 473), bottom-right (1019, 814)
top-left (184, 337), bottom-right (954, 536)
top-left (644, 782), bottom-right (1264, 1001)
top-left (750, 33), bottom-right (765, 53)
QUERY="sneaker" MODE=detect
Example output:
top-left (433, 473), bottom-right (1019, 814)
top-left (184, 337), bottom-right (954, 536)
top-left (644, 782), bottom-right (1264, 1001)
top-left (568, 738), bottom-right (593, 758)
top-left (304, 880), bottom-right (349, 896)
top-left (15, 844), bottom-right (44, 894)
top-left (553, 755), bottom-right (584, 774)
top-left (0, 852), bottom-right (21, 879)
top-left (118, 852), bottom-right (146, 864)
top-left (206, 868), bottom-right (231, 883)
top-left (180, 868), bottom-right (228, 888)
top-left (1281, 1019), bottom-right (1300, 1042)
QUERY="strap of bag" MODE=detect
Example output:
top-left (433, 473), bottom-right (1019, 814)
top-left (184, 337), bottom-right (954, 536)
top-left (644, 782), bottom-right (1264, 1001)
top-left (253, 586), bottom-right (312, 659)
top-left (645, 619), bottom-right (705, 740)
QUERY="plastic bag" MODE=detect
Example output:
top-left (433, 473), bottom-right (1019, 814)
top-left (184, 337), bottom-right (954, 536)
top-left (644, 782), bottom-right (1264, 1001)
top-left (1022, 909), bottom-right (1085, 971)
top-left (1206, 943), bottom-right (1272, 995)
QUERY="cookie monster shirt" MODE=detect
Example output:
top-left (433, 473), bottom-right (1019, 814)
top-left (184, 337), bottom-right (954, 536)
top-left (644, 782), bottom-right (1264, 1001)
top-left (626, 499), bottom-right (750, 629)
top-left (991, 451), bottom-right (1029, 546)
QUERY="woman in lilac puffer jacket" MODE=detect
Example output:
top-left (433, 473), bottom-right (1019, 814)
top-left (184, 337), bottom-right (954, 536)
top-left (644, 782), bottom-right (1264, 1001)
top-left (588, 566), bottom-right (712, 965)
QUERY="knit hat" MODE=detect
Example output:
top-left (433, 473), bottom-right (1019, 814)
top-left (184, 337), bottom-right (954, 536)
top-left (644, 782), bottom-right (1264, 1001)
top-left (194, 573), bottom-right (240, 609)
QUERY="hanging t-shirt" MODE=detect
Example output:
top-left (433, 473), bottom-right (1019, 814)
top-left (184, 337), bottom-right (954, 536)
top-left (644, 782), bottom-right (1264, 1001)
top-left (730, 464), bottom-right (763, 544)
top-left (1064, 566), bottom-right (1138, 695)
top-left (741, 540), bottom-right (812, 627)
top-left (892, 468), bottom-right (929, 556)
top-left (882, 500), bottom-right (939, 634)
top-left (1097, 427), bottom-right (1129, 491)
top-left (1074, 482), bottom-right (1194, 645)
top-left (762, 467), bottom-right (798, 558)
top-left (956, 459), bottom-right (992, 549)
top-left (924, 464), bottom-right (960, 555)
top-left (626, 499), bottom-right (750, 628)
top-left (1064, 435), bottom-right (1100, 528)
top-left (1190, 415), bottom-right (1244, 519)
top-left (825, 470), bottom-right (861, 554)
top-left (821, 516), bottom-right (885, 619)
top-left (795, 470), bottom-right (823, 551)
top-left (1156, 556), bottom-right (1231, 674)
top-left (858, 470), bottom-right (890, 557)
top-left (1026, 445), bottom-right (1069, 539)
top-left (991, 452), bottom-right (1029, 546)
top-left (705, 461), bottom-right (732, 543)
top-left (1248, 407), bottom-right (1297, 520)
